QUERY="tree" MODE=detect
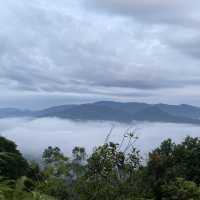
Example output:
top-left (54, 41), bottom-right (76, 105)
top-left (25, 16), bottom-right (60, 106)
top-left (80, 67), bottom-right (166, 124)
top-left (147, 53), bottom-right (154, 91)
top-left (0, 136), bottom-right (29, 179)
top-left (27, 161), bottom-right (43, 182)
top-left (71, 147), bottom-right (87, 180)
top-left (77, 132), bottom-right (141, 200)
top-left (162, 178), bottom-right (200, 200)
top-left (174, 136), bottom-right (200, 184)
top-left (146, 139), bottom-right (176, 199)
top-left (72, 147), bottom-right (86, 164)
top-left (39, 147), bottom-right (72, 200)
top-left (37, 177), bottom-right (70, 200)
top-left (0, 176), bottom-right (54, 200)
top-left (42, 146), bottom-right (70, 177)
top-left (146, 136), bottom-right (200, 200)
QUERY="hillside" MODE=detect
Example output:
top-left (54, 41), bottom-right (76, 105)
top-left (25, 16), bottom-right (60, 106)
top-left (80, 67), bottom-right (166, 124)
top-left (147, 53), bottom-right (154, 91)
top-left (1, 101), bottom-right (200, 124)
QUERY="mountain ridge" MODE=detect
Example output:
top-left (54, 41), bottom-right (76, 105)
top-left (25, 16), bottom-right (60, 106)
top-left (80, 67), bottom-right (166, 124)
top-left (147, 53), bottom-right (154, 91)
top-left (1, 101), bottom-right (200, 124)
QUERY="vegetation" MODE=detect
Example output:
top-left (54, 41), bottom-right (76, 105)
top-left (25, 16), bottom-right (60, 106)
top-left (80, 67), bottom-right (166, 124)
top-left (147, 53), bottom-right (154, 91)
top-left (0, 133), bottom-right (200, 200)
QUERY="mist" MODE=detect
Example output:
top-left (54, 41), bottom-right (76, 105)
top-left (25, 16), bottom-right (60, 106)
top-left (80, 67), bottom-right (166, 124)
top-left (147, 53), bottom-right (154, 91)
top-left (1, 117), bottom-right (200, 159)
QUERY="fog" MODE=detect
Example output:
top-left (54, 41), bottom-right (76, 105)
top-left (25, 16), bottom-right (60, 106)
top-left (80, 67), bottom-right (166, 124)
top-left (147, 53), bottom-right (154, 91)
top-left (1, 117), bottom-right (200, 159)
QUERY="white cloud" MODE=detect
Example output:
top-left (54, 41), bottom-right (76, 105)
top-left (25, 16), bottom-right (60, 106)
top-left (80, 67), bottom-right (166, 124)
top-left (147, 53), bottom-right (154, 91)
top-left (1, 118), bottom-right (200, 158)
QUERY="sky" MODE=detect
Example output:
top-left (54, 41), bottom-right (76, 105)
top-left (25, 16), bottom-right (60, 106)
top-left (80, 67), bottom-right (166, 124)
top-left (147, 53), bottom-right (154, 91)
top-left (1, 0), bottom-right (200, 109)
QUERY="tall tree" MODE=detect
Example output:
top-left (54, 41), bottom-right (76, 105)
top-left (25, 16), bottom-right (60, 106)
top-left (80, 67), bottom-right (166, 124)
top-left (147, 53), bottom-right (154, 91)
top-left (0, 136), bottom-right (29, 180)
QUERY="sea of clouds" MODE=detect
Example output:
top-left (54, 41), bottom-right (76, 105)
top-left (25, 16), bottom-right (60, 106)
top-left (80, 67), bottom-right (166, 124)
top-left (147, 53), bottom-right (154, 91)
top-left (1, 117), bottom-right (200, 159)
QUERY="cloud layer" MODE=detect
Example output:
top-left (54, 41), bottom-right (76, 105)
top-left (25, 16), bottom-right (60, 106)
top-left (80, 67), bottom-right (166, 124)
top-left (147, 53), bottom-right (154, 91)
top-left (1, 117), bottom-right (200, 158)
top-left (87, 0), bottom-right (200, 25)
top-left (0, 0), bottom-right (200, 108)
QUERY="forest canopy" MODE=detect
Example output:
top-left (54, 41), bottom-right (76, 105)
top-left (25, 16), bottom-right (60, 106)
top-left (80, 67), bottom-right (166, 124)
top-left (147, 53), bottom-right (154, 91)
top-left (0, 133), bottom-right (200, 200)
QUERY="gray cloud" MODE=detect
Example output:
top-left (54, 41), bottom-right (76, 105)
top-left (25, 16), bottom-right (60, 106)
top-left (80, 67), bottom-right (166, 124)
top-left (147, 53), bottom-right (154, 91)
top-left (86, 0), bottom-right (200, 59)
top-left (0, 0), bottom-right (200, 108)
top-left (166, 35), bottom-right (200, 59)
top-left (86, 0), bottom-right (200, 26)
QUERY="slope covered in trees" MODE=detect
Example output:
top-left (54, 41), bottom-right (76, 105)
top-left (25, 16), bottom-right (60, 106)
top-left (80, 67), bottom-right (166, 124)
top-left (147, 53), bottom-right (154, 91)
top-left (0, 133), bottom-right (200, 200)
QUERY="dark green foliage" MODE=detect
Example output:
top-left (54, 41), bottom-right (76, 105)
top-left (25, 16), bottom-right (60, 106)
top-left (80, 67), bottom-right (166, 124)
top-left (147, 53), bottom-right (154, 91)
top-left (37, 177), bottom-right (70, 200)
top-left (0, 176), bottom-right (54, 200)
top-left (27, 161), bottom-right (43, 182)
top-left (0, 136), bottom-right (29, 180)
top-left (174, 136), bottom-right (200, 183)
top-left (0, 136), bottom-right (20, 154)
top-left (72, 147), bottom-right (86, 163)
top-left (43, 146), bottom-right (68, 165)
top-left (146, 136), bottom-right (200, 199)
top-left (161, 178), bottom-right (200, 200)
top-left (1, 135), bottom-right (200, 200)
top-left (42, 146), bottom-right (70, 178)
top-left (40, 146), bottom-right (73, 200)
top-left (76, 139), bottom-right (141, 200)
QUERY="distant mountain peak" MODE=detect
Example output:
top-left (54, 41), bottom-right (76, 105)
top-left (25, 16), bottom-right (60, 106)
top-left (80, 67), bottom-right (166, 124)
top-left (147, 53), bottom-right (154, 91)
top-left (0, 101), bottom-right (200, 124)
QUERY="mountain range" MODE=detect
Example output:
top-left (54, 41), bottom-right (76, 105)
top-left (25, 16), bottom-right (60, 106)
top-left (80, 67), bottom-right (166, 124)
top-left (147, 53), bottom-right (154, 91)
top-left (1, 101), bottom-right (200, 124)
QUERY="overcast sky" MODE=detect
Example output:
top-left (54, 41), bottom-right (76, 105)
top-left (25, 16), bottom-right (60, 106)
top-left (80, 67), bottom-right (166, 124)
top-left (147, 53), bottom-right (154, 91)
top-left (1, 0), bottom-right (200, 109)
